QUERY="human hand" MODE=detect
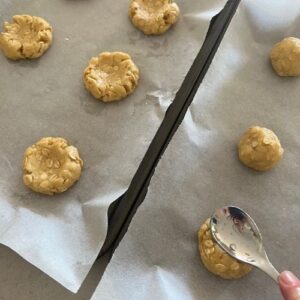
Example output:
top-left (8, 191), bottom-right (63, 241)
top-left (279, 271), bottom-right (300, 300)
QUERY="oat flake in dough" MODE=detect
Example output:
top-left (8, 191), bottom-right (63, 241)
top-left (129, 0), bottom-right (180, 35)
top-left (83, 51), bottom-right (139, 102)
top-left (0, 15), bottom-right (53, 60)
top-left (23, 137), bottom-right (83, 196)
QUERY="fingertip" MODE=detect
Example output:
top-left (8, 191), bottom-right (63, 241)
top-left (279, 271), bottom-right (299, 287)
top-left (279, 272), bottom-right (300, 300)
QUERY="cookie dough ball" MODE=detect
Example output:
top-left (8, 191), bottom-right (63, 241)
top-left (83, 52), bottom-right (139, 102)
top-left (198, 219), bottom-right (252, 280)
top-left (270, 37), bottom-right (300, 76)
top-left (129, 0), bottom-right (180, 35)
top-left (23, 137), bottom-right (83, 195)
top-left (0, 15), bottom-right (53, 60)
top-left (238, 126), bottom-right (283, 171)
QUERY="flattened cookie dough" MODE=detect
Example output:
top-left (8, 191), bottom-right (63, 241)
top-left (23, 137), bottom-right (83, 195)
top-left (0, 15), bottom-right (53, 60)
top-left (238, 126), bottom-right (283, 171)
top-left (198, 219), bottom-right (252, 279)
top-left (270, 37), bottom-right (300, 76)
top-left (83, 52), bottom-right (139, 102)
top-left (129, 0), bottom-right (180, 35)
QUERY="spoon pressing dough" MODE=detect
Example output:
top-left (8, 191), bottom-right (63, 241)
top-left (83, 51), bottom-right (139, 102)
top-left (270, 37), bottom-right (300, 76)
top-left (0, 15), bottom-right (53, 60)
top-left (238, 126), bottom-right (283, 171)
top-left (23, 137), bottom-right (83, 195)
top-left (129, 0), bottom-right (180, 35)
top-left (198, 218), bottom-right (252, 279)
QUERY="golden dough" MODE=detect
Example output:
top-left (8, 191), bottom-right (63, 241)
top-left (270, 37), bottom-right (300, 76)
top-left (0, 15), bottom-right (53, 60)
top-left (198, 218), bottom-right (252, 280)
top-left (129, 0), bottom-right (180, 35)
top-left (23, 137), bottom-right (83, 195)
top-left (83, 51), bottom-right (139, 102)
top-left (238, 126), bottom-right (283, 171)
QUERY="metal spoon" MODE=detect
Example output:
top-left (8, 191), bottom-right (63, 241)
top-left (210, 206), bottom-right (279, 282)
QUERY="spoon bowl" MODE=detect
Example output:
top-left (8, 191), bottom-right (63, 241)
top-left (210, 206), bottom-right (279, 282)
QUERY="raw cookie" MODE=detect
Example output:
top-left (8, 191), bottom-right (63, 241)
top-left (0, 15), bottom-right (53, 60)
top-left (198, 218), bottom-right (252, 279)
top-left (238, 126), bottom-right (283, 171)
top-left (83, 52), bottom-right (139, 102)
top-left (23, 137), bottom-right (83, 195)
top-left (270, 37), bottom-right (300, 76)
top-left (129, 0), bottom-right (180, 35)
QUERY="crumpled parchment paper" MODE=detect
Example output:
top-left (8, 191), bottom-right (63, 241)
top-left (0, 0), bottom-right (219, 293)
top-left (92, 1), bottom-right (300, 299)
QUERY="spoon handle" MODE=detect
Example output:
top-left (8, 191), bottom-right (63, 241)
top-left (259, 260), bottom-right (280, 283)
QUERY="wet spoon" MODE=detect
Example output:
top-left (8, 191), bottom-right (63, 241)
top-left (210, 206), bottom-right (279, 282)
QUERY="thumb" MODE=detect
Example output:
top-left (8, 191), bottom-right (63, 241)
top-left (279, 271), bottom-right (300, 300)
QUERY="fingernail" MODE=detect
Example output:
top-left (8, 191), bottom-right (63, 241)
top-left (280, 271), bottom-right (299, 286)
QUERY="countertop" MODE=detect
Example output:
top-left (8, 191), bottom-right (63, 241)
top-left (0, 245), bottom-right (107, 300)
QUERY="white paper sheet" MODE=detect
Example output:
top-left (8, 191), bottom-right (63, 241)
top-left (92, 1), bottom-right (300, 299)
top-left (0, 0), bottom-right (219, 293)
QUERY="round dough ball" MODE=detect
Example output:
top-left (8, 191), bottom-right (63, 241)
top-left (238, 126), bottom-right (284, 171)
top-left (23, 137), bottom-right (83, 195)
top-left (129, 0), bottom-right (180, 35)
top-left (0, 15), bottom-right (53, 60)
top-left (83, 51), bottom-right (139, 102)
top-left (198, 218), bottom-right (252, 280)
top-left (270, 37), bottom-right (300, 76)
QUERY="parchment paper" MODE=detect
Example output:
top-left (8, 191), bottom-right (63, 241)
top-left (0, 0), bottom-right (225, 292)
top-left (92, 1), bottom-right (300, 299)
top-left (0, 0), bottom-right (220, 293)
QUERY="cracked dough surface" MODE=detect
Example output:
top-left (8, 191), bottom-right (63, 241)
top-left (238, 126), bottom-right (284, 172)
top-left (198, 218), bottom-right (252, 280)
top-left (0, 15), bottom-right (53, 60)
top-left (129, 0), bottom-right (180, 35)
top-left (23, 137), bottom-right (83, 195)
top-left (270, 37), bottom-right (300, 76)
top-left (83, 51), bottom-right (139, 102)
